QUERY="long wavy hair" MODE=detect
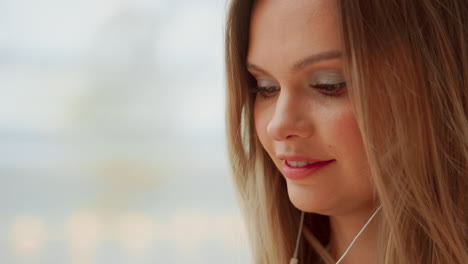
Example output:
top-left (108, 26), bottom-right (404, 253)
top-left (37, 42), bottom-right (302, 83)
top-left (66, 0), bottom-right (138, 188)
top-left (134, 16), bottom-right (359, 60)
top-left (225, 0), bottom-right (467, 263)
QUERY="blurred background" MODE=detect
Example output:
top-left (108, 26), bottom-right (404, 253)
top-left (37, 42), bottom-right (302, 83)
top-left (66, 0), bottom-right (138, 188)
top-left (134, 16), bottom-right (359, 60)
top-left (0, 0), bottom-right (250, 263)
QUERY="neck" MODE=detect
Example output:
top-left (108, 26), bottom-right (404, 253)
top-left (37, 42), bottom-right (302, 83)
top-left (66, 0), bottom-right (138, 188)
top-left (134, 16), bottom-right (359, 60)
top-left (328, 205), bottom-right (381, 264)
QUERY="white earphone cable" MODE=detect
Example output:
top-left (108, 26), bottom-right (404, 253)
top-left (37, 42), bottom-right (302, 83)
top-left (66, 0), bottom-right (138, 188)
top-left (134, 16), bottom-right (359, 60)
top-left (290, 210), bottom-right (305, 264)
top-left (289, 205), bottom-right (382, 264)
top-left (335, 205), bottom-right (381, 264)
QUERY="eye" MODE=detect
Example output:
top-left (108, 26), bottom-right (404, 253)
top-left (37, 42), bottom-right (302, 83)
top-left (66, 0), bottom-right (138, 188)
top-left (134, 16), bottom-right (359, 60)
top-left (310, 82), bottom-right (347, 96)
top-left (309, 70), bottom-right (347, 97)
top-left (249, 79), bottom-right (280, 99)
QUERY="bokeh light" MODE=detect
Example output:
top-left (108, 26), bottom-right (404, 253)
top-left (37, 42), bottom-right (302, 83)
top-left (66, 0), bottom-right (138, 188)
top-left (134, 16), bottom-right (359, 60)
top-left (0, 0), bottom-right (247, 263)
top-left (10, 215), bottom-right (46, 257)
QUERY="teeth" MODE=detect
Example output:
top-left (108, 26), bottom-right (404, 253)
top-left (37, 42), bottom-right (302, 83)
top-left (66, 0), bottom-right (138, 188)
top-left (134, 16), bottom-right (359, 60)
top-left (287, 160), bottom-right (317, 167)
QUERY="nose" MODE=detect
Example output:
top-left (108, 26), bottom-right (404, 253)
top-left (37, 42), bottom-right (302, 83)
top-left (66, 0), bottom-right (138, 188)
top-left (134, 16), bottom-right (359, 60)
top-left (266, 91), bottom-right (315, 141)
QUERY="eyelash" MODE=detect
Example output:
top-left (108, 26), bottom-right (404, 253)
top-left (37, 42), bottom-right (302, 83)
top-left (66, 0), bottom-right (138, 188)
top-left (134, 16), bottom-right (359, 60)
top-left (311, 82), bottom-right (347, 96)
top-left (250, 86), bottom-right (279, 98)
top-left (250, 82), bottom-right (347, 99)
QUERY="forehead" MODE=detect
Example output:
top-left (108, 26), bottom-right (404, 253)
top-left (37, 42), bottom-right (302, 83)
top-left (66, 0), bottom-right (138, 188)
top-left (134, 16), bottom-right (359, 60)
top-left (247, 0), bottom-right (341, 73)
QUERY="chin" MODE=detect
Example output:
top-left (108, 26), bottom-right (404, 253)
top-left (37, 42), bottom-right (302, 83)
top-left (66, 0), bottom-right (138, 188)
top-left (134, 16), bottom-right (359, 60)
top-left (286, 182), bottom-right (334, 215)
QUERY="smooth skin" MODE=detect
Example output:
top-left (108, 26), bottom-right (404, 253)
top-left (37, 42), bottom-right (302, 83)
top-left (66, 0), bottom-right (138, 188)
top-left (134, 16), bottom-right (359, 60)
top-left (247, 0), bottom-right (380, 263)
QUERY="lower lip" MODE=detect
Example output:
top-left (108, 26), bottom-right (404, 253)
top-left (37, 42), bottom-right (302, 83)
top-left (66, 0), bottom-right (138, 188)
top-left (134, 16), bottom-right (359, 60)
top-left (282, 160), bottom-right (335, 180)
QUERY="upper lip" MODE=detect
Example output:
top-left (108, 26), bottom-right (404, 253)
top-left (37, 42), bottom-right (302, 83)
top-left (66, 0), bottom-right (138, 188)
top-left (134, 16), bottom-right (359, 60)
top-left (277, 154), bottom-right (334, 163)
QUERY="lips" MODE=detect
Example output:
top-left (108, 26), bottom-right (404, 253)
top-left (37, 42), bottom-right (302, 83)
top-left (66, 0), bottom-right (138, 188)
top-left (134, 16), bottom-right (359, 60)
top-left (281, 159), bottom-right (335, 180)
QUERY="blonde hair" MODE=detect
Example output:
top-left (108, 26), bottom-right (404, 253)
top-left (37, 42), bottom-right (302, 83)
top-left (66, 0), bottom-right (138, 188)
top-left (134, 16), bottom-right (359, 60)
top-left (225, 0), bottom-right (467, 263)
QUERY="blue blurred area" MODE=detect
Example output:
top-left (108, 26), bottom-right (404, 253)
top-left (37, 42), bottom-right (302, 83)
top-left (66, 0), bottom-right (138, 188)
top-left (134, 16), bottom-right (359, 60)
top-left (0, 0), bottom-right (249, 263)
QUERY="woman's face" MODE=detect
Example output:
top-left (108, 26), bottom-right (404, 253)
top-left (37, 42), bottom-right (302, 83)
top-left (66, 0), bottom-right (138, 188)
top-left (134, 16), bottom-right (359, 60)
top-left (248, 0), bottom-right (377, 216)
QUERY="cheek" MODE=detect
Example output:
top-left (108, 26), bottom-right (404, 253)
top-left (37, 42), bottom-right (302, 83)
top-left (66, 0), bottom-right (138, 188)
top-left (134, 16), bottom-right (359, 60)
top-left (326, 107), bottom-right (376, 209)
top-left (324, 106), bottom-right (368, 174)
top-left (253, 103), bottom-right (272, 150)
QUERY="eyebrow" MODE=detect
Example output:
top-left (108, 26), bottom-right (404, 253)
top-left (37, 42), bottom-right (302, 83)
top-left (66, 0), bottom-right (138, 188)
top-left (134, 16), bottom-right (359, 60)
top-left (247, 50), bottom-right (342, 75)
